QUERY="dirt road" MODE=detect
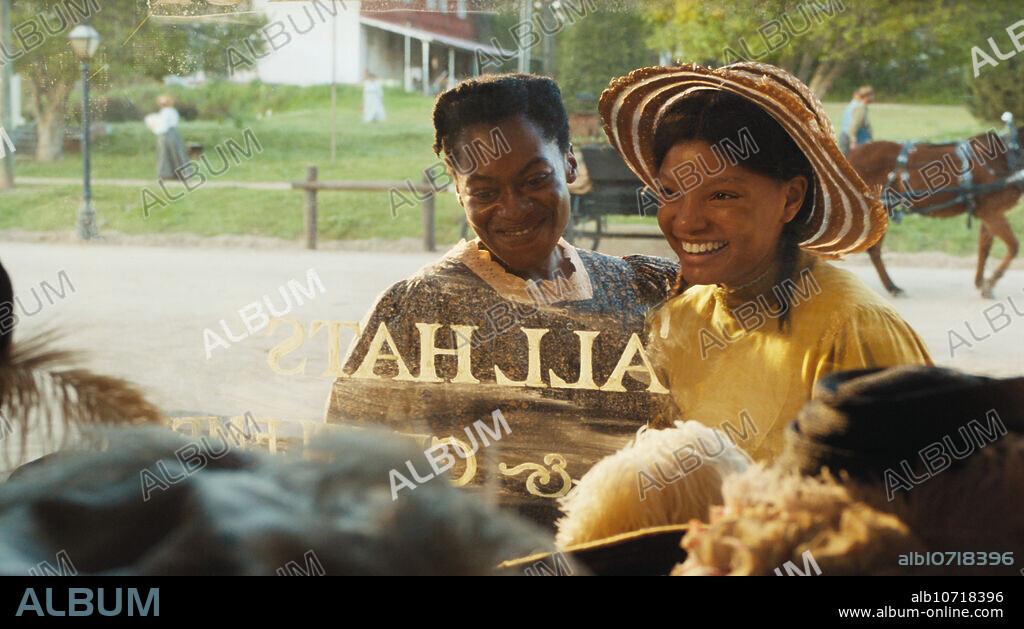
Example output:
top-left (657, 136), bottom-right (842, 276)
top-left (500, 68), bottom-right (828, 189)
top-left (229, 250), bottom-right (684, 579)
top-left (2, 236), bottom-right (1021, 425)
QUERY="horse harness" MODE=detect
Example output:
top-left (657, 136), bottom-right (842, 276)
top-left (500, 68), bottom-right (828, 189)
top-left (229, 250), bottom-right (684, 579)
top-left (880, 114), bottom-right (1024, 228)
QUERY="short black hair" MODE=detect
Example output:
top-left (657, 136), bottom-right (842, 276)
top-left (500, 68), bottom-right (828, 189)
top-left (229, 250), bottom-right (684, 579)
top-left (432, 73), bottom-right (570, 158)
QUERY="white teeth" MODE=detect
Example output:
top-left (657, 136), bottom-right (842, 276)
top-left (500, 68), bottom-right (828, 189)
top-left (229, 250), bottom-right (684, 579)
top-left (682, 240), bottom-right (727, 254)
top-left (505, 227), bottom-right (533, 237)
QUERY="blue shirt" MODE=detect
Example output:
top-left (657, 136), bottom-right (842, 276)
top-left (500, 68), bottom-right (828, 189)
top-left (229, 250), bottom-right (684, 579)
top-left (841, 99), bottom-right (871, 144)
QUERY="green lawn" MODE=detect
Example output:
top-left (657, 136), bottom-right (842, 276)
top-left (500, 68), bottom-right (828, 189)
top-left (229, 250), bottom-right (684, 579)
top-left (2, 86), bottom-right (468, 242)
top-left (1, 88), bottom-right (1020, 255)
top-left (820, 102), bottom-right (992, 143)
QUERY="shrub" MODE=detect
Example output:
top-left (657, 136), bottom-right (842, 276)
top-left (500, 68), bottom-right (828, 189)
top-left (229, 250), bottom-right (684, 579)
top-left (74, 80), bottom-right (364, 123)
top-left (176, 102), bottom-right (200, 121)
top-left (67, 97), bottom-right (142, 124)
top-left (555, 10), bottom-right (657, 114)
top-left (967, 55), bottom-right (1024, 124)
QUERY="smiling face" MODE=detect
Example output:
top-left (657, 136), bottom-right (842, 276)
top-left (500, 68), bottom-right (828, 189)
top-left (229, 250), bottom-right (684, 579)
top-left (451, 116), bottom-right (577, 281)
top-left (656, 140), bottom-right (808, 288)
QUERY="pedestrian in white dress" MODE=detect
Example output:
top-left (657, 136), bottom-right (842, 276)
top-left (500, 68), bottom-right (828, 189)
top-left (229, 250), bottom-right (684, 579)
top-left (362, 72), bottom-right (386, 124)
top-left (146, 94), bottom-right (189, 181)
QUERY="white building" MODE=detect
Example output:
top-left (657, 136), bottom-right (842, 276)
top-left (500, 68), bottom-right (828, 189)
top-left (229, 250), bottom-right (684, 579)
top-left (223, 0), bottom-right (503, 93)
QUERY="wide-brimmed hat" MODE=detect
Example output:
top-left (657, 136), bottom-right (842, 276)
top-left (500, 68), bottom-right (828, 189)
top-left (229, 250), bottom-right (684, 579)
top-left (496, 524), bottom-right (689, 576)
top-left (598, 62), bottom-right (887, 258)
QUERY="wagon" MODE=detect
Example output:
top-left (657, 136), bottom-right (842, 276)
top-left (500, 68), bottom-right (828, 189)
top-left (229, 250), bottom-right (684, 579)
top-left (566, 145), bottom-right (662, 249)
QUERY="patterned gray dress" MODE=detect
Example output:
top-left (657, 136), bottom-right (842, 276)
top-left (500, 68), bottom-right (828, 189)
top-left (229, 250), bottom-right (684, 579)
top-left (326, 239), bottom-right (679, 530)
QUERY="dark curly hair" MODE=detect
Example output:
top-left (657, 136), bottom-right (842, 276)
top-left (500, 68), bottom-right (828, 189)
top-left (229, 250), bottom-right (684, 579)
top-left (432, 73), bottom-right (570, 160)
top-left (653, 90), bottom-right (816, 330)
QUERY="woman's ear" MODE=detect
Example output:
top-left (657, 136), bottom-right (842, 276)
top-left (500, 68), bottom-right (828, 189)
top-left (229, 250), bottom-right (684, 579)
top-left (565, 144), bottom-right (579, 185)
top-left (782, 175), bottom-right (809, 223)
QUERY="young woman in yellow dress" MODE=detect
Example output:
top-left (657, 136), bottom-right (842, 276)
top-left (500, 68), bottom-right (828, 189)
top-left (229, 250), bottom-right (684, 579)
top-left (598, 63), bottom-right (934, 462)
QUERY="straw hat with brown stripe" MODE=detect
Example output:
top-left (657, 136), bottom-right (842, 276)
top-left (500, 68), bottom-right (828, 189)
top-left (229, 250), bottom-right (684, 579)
top-left (598, 62), bottom-right (887, 259)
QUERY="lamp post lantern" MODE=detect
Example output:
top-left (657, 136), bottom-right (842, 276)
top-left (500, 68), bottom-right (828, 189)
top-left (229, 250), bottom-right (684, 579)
top-left (67, 24), bottom-right (100, 240)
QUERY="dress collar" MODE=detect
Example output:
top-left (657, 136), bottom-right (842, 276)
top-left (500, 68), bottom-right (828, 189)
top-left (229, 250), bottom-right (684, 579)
top-left (712, 249), bottom-right (816, 313)
top-left (445, 238), bottom-right (594, 304)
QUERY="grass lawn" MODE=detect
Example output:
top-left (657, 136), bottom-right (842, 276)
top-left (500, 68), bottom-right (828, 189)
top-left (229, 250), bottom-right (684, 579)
top-left (2, 86), bottom-right (1020, 256)
top-left (2, 86), bottom-right (469, 242)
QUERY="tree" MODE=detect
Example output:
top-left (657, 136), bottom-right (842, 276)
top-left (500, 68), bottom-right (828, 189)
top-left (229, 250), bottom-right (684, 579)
top-left (965, 4), bottom-right (1024, 123)
top-left (555, 8), bottom-right (655, 113)
top-left (641, 0), bottom-right (980, 99)
top-left (6, 0), bottom-right (264, 161)
top-left (969, 55), bottom-right (1024, 125)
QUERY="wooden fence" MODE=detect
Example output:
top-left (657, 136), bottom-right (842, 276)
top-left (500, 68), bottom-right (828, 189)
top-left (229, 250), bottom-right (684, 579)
top-left (290, 166), bottom-right (445, 251)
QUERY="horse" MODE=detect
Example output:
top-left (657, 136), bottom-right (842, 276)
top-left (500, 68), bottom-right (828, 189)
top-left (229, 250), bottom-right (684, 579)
top-left (846, 117), bottom-right (1024, 299)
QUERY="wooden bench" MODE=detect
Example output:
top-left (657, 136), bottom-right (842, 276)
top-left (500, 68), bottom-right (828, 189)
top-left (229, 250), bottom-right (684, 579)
top-left (62, 122), bottom-right (111, 154)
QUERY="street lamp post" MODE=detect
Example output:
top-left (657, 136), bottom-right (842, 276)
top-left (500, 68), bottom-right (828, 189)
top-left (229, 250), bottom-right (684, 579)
top-left (1, 0), bottom-right (15, 190)
top-left (67, 25), bottom-right (100, 240)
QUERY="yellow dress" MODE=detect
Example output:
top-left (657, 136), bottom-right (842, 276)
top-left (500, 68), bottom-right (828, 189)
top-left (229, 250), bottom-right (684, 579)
top-left (647, 250), bottom-right (933, 462)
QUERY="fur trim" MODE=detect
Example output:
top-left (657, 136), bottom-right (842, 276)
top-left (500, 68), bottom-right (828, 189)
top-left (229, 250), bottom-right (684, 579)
top-left (673, 465), bottom-right (924, 576)
top-left (555, 421), bottom-right (751, 548)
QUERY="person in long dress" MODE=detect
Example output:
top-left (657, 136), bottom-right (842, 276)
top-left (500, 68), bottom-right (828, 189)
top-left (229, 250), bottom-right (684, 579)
top-left (145, 94), bottom-right (189, 182)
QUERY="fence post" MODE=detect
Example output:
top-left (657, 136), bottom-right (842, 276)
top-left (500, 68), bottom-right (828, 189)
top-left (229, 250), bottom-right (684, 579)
top-left (421, 173), bottom-right (435, 252)
top-left (304, 166), bottom-right (317, 250)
